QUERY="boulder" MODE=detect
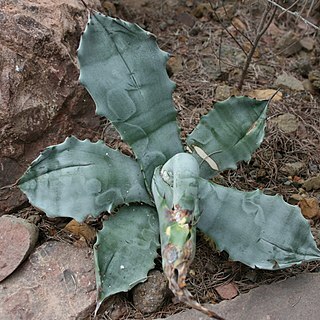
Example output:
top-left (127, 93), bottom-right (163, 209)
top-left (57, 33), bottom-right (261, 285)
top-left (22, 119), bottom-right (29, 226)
top-left (0, 241), bottom-right (96, 320)
top-left (0, 0), bottom-right (102, 214)
top-left (0, 215), bottom-right (38, 282)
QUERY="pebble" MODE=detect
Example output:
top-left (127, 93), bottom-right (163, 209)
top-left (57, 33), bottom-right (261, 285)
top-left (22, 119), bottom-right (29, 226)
top-left (303, 175), bottom-right (320, 191)
top-left (132, 270), bottom-right (170, 314)
top-left (274, 72), bottom-right (304, 91)
top-left (270, 113), bottom-right (299, 133)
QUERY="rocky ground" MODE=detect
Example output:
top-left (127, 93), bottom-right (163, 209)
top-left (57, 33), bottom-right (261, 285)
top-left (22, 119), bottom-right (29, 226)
top-left (1, 0), bottom-right (320, 319)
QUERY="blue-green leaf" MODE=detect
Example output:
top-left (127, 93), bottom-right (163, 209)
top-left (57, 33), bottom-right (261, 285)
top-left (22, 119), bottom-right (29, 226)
top-left (18, 136), bottom-right (151, 221)
top-left (187, 96), bottom-right (268, 178)
top-left (94, 205), bottom-right (159, 308)
top-left (198, 179), bottom-right (320, 269)
top-left (78, 12), bottom-right (183, 188)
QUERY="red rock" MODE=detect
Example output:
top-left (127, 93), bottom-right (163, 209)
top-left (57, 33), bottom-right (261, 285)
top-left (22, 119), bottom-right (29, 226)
top-left (0, 215), bottom-right (38, 282)
top-left (0, 241), bottom-right (96, 320)
top-left (0, 0), bottom-right (102, 213)
top-left (215, 282), bottom-right (238, 300)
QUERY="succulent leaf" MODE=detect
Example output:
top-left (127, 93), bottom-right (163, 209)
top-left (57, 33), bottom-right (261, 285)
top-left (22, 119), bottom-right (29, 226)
top-left (152, 153), bottom-right (224, 320)
top-left (94, 205), bottom-right (159, 310)
top-left (198, 179), bottom-right (320, 269)
top-left (78, 12), bottom-right (183, 188)
top-left (187, 96), bottom-right (268, 178)
top-left (18, 136), bottom-right (151, 221)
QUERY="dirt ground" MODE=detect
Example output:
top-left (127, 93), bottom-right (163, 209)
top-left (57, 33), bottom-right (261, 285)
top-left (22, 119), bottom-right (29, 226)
top-left (13, 0), bottom-right (320, 319)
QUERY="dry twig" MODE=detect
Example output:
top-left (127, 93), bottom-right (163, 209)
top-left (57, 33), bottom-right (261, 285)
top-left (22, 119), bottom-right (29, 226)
top-left (238, 3), bottom-right (277, 90)
top-left (267, 0), bottom-right (320, 30)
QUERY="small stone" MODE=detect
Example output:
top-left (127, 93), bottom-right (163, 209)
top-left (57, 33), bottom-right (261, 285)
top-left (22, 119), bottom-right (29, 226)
top-left (0, 215), bottom-right (38, 282)
top-left (0, 241), bottom-right (95, 319)
top-left (159, 22), bottom-right (167, 31)
top-left (309, 163), bottom-right (319, 173)
top-left (102, 1), bottom-right (117, 15)
top-left (308, 70), bottom-right (320, 90)
top-left (270, 113), bottom-right (299, 133)
top-left (274, 72), bottom-right (304, 91)
top-left (295, 59), bottom-right (312, 78)
top-left (303, 175), bottom-right (320, 191)
top-left (167, 55), bottom-right (183, 76)
top-left (192, 3), bottom-right (212, 18)
top-left (215, 282), bottom-right (238, 300)
top-left (303, 79), bottom-right (317, 93)
top-left (176, 13), bottom-right (196, 27)
top-left (300, 37), bottom-right (315, 51)
top-left (215, 85), bottom-right (232, 101)
top-left (132, 270), bottom-right (169, 314)
top-left (104, 295), bottom-right (127, 320)
top-left (298, 197), bottom-right (320, 219)
top-left (276, 31), bottom-right (302, 57)
top-left (189, 26), bottom-right (201, 36)
top-left (280, 162), bottom-right (306, 176)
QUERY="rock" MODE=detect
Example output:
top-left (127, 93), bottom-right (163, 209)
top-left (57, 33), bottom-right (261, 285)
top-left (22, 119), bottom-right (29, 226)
top-left (132, 270), bottom-right (170, 314)
top-left (303, 79), bottom-right (317, 93)
top-left (103, 295), bottom-right (127, 320)
top-left (303, 175), bottom-right (320, 191)
top-left (160, 273), bottom-right (320, 320)
top-left (308, 70), bottom-right (320, 90)
top-left (215, 85), bottom-right (232, 101)
top-left (0, 215), bottom-right (38, 282)
top-left (0, 0), bottom-right (102, 213)
top-left (300, 37), bottom-right (315, 51)
top-left (274, 72), bottom-right (304, 91)
top-left (276, 31), bottom-right (302, 57)
top-left (176, 13), bottom-right (196, 27)
top-left (102, 1), bottom-right (117, 15)
top-left (270, 113), bottom-right (299, 133)
top-left (0, 241), bottom-right (96, 320)
top-left (295, 59), bottom-right (312, 78)
top-left (280, 162), bottom-right (306, 176)
top-left (159, 22), bottom-right (167, 31)
top-left (215, 283), bottom-right (238, 300)
top-left (299, 197), bottom-right (320, 219)
top-left (192, 3), bottom-right (213, 19)
top-left (167, 55), bottom-right (183, 76)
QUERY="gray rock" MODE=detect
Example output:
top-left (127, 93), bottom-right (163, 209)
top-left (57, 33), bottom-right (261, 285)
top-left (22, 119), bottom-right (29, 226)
top-left (303, 175), bottom-right (320, 191)
top-left (276, 31), bottom-right (302, 57)
top-left (300, 37), bottom-right (315, 51)
top-left (160, 273), bottom-right (320, 320)
top-left (167, 56), bottom-right (183, 76)
top-left (132, 270), bottom-right (170, 314)
top-left (274, 72), bottom-right (304, 91)
top-left (308, 70), bottom-right (320, 90)
top-left (280, 161), bottom-right (306, 176)
top-left (0, 215), bottom-right (38, 282)
top-left (270, 113), bottom-right (299, 133)
top-left (0, 241), bottom-right (96, 320)
top-left (215, 85), bottom-right (232, 101)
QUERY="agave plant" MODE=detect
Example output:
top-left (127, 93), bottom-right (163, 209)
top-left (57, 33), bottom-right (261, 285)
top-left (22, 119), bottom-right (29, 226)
top-left (18, 10), bottom-right (320, 319)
